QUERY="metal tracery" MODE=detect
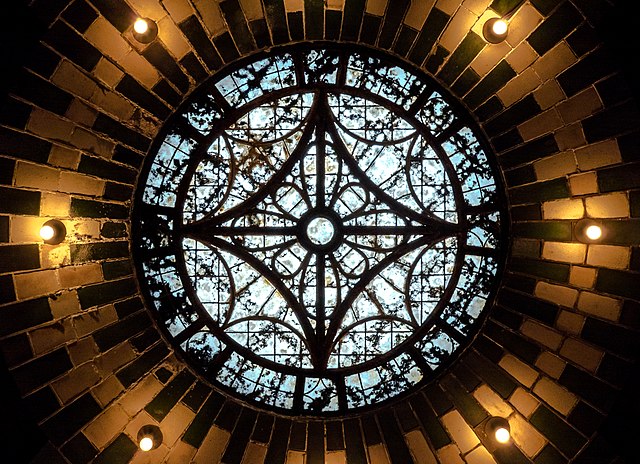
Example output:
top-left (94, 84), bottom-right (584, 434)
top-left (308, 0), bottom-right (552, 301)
top-left (133, 44), bottom-right (506, 415)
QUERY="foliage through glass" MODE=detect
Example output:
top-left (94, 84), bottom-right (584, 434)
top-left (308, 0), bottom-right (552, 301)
top-left (133, 44), bottom-right (505, 416)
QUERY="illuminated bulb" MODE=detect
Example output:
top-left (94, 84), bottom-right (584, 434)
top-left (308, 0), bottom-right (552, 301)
top-left (585, 224), bottom-right (602, 241)
top-left (139, 436), bottom-right (154, 452)
top-left (133, 18), bottom-right (149, 34)
top-left (491, 19), bottom-right (508, 36)
top-left (483, 17), bottom-right (509, 43)
top-left (39, 224), bottom-right (56, 241)
top-left (494, 426), bottom-right (510, 444)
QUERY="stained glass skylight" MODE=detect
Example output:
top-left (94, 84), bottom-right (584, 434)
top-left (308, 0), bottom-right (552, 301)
top-left (133, 44), bottom-right (506, 416)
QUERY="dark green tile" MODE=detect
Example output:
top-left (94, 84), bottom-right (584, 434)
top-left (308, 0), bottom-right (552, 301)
top-left (92, 434), bottom-right (137, 464)
top-left (42, 392), bottom-right (102, 445)
top-left (288, 421), bottom-right (306, 451)
top-left (0, 297), bottom-right (51, 338)
top-left (596, 268), bottom-right (640, 300)
top-left (440, 375), bottom-right (487, 427)
top-left (145, 370), bottom-right (195, 421)
top-left (558, 48), bottom-right (614, 98)
top-left (263, 417), bottom-right (292, 464)
top-left (484, 320), bottom-right (541, 363)
top-left (508, 257), bottom-right (570, 282)
top-left (465, 350), bottom-right (517, 399)
top-left (464, 60), bottom-right (516, 110)
top-left (408, 8), bottom-right (449, 65)
top-left (182, 381), bottom-right (212, 412)
top-left (222, 408), bottom-right (258, 464)
top-left (583, 100), bottom-right (640, 144)
top-left (0, 187), bottom-right (40, 215)
top-left (559, 364), bottom-right (614, 411)
top-left (307, 421), bottom-right (324, 464)
top-left (409, 393), bottom-right (451, 449)
top-left (251, 413), bottom-right (274, 444)
top-left (527, 2), bottom-right (582, 56)
top-left (378, 0), bottom-right (410, 49)
top-left (534, 444), bottom-right (567, 464)
top-left (341, 0), bottom-right (366, 41)
top-left (438, 32), bottom-right (485, 85)
top-left (219, 0), bottom-right (255, 55)
top-left (115, 74), bottom-right (171, 120)
top-left (377, 410), bottom-right (414, 464)
top-left (344, 418), bottom-right (368, 463)
top-left (511, 221), bottom-right (572, 241)
top-left (497, 287), bottom-right (559, 325)
top-left (77, 277), bottom-right (137, 309)
top-left (70, 241), bottom-right (129, 263)
top-left (530, 405), bottom-right (586, 457)
top-left (179, 16), bottom-right (223, 71)
top-left (182, 391), bottom-right (225, 447)
top-left (116, 342), bottom-right (169, 388)
top-left (61, 432), bottom-right (98, 464)
top-left (485, 94), bottom-right (541, 138)
top-left (305, 0), bottom-right (324, 40)
top-left (71, 198), bottom-right (128, 219)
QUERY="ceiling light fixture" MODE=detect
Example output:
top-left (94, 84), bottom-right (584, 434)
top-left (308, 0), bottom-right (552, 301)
top-left (40, 219), bottom-right (66, 245)
top-left (483, 17), bottom-right (509, 43)
top-left (575, 218), bottom-right (605, 243)
top-left (482, 1), bottom-right (525, 44)
top-left (132, 18), bottom-right (158, 44)
top-left (137, 425), bottom-right (162, 452)
top-left (485, 417), bottom-right (511, 444)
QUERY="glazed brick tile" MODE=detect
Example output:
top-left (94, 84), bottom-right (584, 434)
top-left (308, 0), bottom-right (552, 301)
top-left (378, 0), bottom-right (410, 49)
top-left (359, 14), bottom-right (381, 45)
top-left (464, 61), bottom-right (516, 110)
top-left (305, 0), bottom-right (324, 41)
top-left (92, 434), bottom-right (137, 464)
top-left (142, 42), bottom-right (190, 93)
top-left (341, 0), bottom-right (366, 42)
top-left (222, 408), bottom-right (258, 464)
top-left (407, 8), bottom-right (449, 65)
top-left (77, 155), bottom-right (136, 184)
top-left (180, 52), bottom-right (209, 83)
top-left (263, 417), bottom-right (292, 464)
top-left (89, 0), bottom-right (136, 33)
top-left (508, 257), bottom-right (570, 283)
top-left (214, 400), bottom-right (242, 431)
top-left (527, 2), bottom-right (582, 56)
top-left (93, 113), bottom-right (152, 152)
top-left (288, 421), bottom-right (306, 451)
top-left (44, 21), bottom-right (101, 72)
top-left (62, 0), bottom-right (98, 34)
top-left (13, 347), bottom-right (72, 396)
top-left (60, 432), bottom-right (97, 464)
top-left (116, 342), bottom-right (169, 388)
top-left (287, 12), bottom-right (304, 41)
top-left (43, 392), bottom-right (102, 445)
top-left (70, 241), bottom-right (130, 264)
top-left (325, 9), bottom-right (342, 41)
top-left (182, 381), bottom-right (212, 412)
top-left (0, 96), bottom-right (32, 130)
top-left (0, 333), bottom-right (32, 367)
top-left (93, 310), bottom-right (151, 351)
top-left (558, 48), bottom-right (614, 98)
top-left (0, 244), bottom-right (41, 274)
top-left (219, 0), bottom-right (255, 55)
top-left (440, 374), bottom-right (488, 427)
top-left (115, 75), bottom-right (171, 120)
top-left (409, 393), bottom-right (451, 449)
top-left (0, 297), bottom-right (51, 338)
top-left (71, 198), bottom-right (129, 219)
top-left (530, 405), bottom-right (586, 457)
top-left (498, 287), bottom-right (558, 325)
top-left (484, 94), bottom-right (541, 138)
top-left (145, 370), bottom-right (195, 421)
top-left (251, 413), bottom-right (275, 444)
top-left (376, 409), bottom-right (414, 463)
top-left (250, 18), bottom-right (273, 48)
top-left (484, 320), bottom-right (541, 364)
top-left (179, 16), bottom-right (223, 71)
top-left (307, 421), bottom-right (325, 464)
top-left (511, 220), bottom-right (573, 241)
top-left (438, 32), bottom-right (485, 86)
top-left (583, 100), bottom-right (640, 144)
top-left (262, 0), bottom-right (289, 45)
top-left (326, 421), bottom-right (345, 450)
top-left (77, 277), bottom-right (137, 309)
top-left (12, 68), bottom-right (73, 116)
top-left (344, 418), bottom-right (368, 463)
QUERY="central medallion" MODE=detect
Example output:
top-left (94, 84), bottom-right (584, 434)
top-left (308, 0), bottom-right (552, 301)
top-left (133, 44), bottom-right (505, 415)
top-left (306, 216), bottom-right (335, 246)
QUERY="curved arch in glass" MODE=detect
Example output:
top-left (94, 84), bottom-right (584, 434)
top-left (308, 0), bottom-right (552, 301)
top-left (133, 44), bottom-right (505, 416)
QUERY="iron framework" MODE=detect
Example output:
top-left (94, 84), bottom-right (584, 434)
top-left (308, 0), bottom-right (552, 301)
top-left (133, 43), bottom-right (507, 416)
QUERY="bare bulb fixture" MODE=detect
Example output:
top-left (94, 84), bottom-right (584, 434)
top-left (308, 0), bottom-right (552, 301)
top-left (585, 224), bottom-right (603, 241)
top-left (494, 425), bottom-right (511, 444)
top-left (483, 17), bottom-right (509, 43)
top-left (137, 425), bottom-right (162, 452)
top-left (40, 219), bottom-right (66, 245)
top-left (575, 219), bottom-right (605, 243)
top-left (132, 18), bottom-right (158, 44)
top-left (485, 417), bottom-right (511, 444)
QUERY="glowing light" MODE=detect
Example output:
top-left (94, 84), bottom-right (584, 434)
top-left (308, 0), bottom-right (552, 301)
top-left (134, 18), bottom-right (149, 34)
top-left (585, 224), bottom-right (602, 240)
top-left (495, 427), bottom-right (510, 443)
top-left (40, 225), bottom-right (56, 241)
top-left (139, 436), bottom-right (154, 451)
top-left (483, 17), bottom-right (509, 43)
top-left (491, 19), bottom-right (508, 36)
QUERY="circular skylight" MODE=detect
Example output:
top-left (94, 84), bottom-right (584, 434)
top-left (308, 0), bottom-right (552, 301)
top-left (133, 44), bottom-right (506, 415)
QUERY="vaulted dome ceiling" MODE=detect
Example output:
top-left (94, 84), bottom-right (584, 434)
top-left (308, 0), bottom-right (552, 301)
top-left (1, 1), bottom-right (639, 463)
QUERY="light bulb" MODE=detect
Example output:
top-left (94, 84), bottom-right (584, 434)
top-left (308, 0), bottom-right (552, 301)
top-left (491, 19), bottom-right (508, 36)
top-left (139, 436), bottom-right (154, 452)
top-left (585, 224), bottom-right (602, 240)
top-left (495, 427), bottom-right (510, 443)
top-left (483, 17), bottom-right (509, 43)
top-left (134, 18), bottom-right (149, 34)
top-left (40, 225), bottom-right (56, 241)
